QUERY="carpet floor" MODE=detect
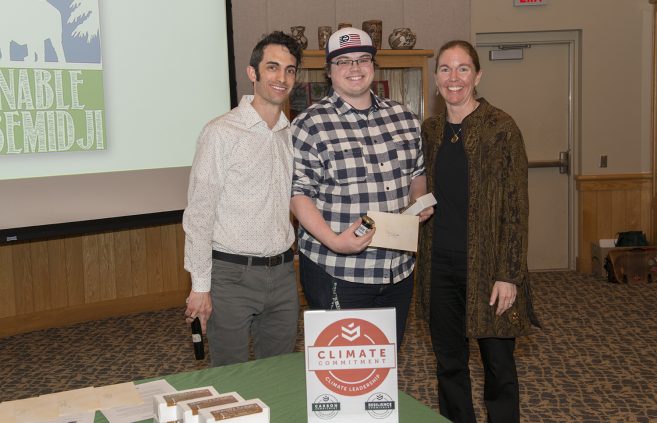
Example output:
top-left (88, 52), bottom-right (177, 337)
top-left (1, 271), bottom-right (656, 422)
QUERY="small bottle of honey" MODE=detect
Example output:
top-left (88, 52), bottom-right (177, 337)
top-left (354, 215), bottom-right (375, 237)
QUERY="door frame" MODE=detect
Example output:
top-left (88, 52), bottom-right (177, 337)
top-left (475, 30), bottom-right (581, 270)
top-left (651, 0), bottom-right (657, 244)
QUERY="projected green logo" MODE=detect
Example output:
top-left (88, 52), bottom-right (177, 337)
top-left (0, 0), bottom-right (104, 156)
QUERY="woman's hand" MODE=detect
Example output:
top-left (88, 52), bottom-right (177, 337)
top-left (489, 281), bottom-right (517, 316)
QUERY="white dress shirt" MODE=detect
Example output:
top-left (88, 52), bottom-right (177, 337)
top-left (183, 95), bottom-right (295, 292)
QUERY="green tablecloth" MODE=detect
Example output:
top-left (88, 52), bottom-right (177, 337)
top-left (94, 352), bottom-right (448, 422)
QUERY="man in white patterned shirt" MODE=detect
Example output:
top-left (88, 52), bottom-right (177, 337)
top-left (291, 28), bottom-right (433, 346)
top-left (183, 32), bottom-right (302, 366)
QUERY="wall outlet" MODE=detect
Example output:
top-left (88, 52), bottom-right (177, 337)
top-left (600, 155), bottom-right (608, 168)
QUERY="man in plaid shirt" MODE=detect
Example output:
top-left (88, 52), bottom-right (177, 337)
top-left (290, 27), bottom-right (433, 345)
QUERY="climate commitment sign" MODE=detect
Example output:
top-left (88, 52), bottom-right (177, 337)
top-left (304, 309), bottom-right (399, 423)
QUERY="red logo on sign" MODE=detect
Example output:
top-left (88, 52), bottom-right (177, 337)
top-left (311, 318), bottom-right (393, 396)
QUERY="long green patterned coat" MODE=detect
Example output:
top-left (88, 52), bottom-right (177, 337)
top-left (416, 98), bottom-right (540, 338)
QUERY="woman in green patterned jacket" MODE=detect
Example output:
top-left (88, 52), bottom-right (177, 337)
top-left (416, 40), bottom-right (540, 423)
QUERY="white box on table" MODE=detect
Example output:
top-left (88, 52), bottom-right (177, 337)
top-left (179, 392), bottom-right (245, 423)
top-left (153, 386), bottom-right (220, 422)
top-left (198, 398), bottom-right (269, 423)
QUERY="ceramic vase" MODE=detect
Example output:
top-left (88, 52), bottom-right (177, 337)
top-left (290, 26), bottom-right (308, 49)
top-left (388, 28), bottom-right (417, 49)
top-left (361, 20), bottom-right (382, 49)
top-left (318, 26), bottom-right (332, 49)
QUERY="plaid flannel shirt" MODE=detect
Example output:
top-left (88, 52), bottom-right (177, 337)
top-left (291, 89), bottom-right (424, 284)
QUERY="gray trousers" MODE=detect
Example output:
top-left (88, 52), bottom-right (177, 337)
top-left (206, 258), bottom-right (299, 366)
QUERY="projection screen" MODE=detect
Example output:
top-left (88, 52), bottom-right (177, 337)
top-left (0, 0), bottom-right (232, 241)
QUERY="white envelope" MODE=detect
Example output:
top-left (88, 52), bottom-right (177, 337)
top-left (367, 211), bottom-right (419, 252)
top-left (402, 193), bottom-right (437, 216)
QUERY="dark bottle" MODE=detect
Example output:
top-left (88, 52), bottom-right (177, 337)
top-left (191, 317), bottom-right (205, 360)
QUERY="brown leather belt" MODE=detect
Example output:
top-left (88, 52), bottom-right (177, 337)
top-left (212, 249), bottom-right (294, 267)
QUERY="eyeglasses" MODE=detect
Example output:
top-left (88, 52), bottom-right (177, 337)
top-left (329, 56), bottom-right (373, 68)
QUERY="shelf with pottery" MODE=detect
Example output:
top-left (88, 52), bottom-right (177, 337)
top-left (294, 49), bottom-right (434, 120)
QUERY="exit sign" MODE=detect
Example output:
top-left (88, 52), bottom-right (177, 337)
top-left (514, 0), bottom-right (548, 5)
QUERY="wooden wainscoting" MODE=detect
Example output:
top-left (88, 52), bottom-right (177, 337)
top-left (576, 173), bottom-right (653, 273)
top-left (0, 223), bottom-right (190, 338)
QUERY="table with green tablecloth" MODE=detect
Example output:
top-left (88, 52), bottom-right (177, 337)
top-left (94, 352), bottom-right (448, 422)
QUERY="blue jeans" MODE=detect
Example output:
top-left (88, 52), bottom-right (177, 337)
top-left (299, 253), bottom-right (414, 347)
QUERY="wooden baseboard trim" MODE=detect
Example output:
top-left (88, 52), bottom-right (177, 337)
top-left (575, 173), bottom-right (650, 182)
top-left (0, 290), bottom-right (188, 338)
top-left (576, 256), bottom-right (586, 273)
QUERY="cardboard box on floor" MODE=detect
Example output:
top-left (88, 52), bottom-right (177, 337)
top-left (591, 240), bottom-right (615, 278)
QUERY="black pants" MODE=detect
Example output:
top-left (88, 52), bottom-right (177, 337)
top-left (430, 248), bottom-right (519, 423)
top-left (299, 253), bottom-right (414, 347)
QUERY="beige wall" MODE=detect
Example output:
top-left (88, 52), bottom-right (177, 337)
top-left (232, 0), bottom-right (470, 117)
top-left (471, 0), bottom-right (654, 175)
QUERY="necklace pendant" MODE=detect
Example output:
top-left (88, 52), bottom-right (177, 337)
top-left (450, 134), bottom-right (459, 143)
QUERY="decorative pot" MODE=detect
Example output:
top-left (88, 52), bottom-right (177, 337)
top-left (290, 26), bottom-right (308, 49)
top-left (337, 22), bottom-right (352, 30)
top-left (388, 28), bottom-right (417, 49)
top-left (318, 26), bottom-right (332, 49)
top-left (361, 20), bottom-right (382, 49)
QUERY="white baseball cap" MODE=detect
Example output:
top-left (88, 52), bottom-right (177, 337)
top-left (326, 27), bottom-right (377, 63)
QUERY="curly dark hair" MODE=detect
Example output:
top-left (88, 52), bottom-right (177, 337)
top-left (249, 31), bottom-right (303, 80)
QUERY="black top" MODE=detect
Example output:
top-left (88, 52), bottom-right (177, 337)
top-left (432, 122), bottom-right (468, 253)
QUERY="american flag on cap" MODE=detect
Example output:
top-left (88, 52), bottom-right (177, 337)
top-left (338, 33), bottom-right (361, 48)
top-left (326, 27), bottom-right (376, 62)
